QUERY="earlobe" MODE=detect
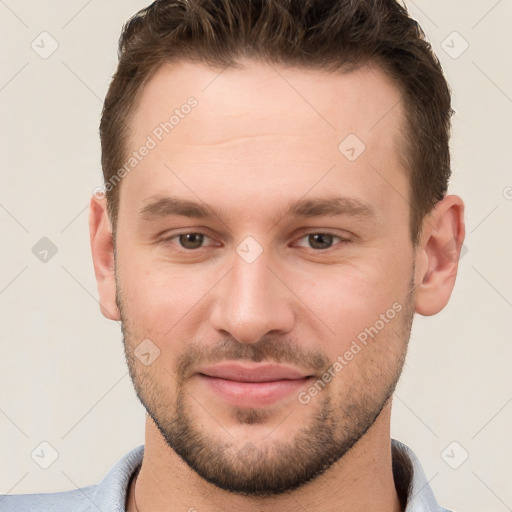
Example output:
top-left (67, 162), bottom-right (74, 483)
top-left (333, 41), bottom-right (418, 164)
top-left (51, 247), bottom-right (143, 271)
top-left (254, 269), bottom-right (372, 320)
top-left (414, 195), bottom-right (465, 316)
top-left (89, 195), bottom-right (120, 321)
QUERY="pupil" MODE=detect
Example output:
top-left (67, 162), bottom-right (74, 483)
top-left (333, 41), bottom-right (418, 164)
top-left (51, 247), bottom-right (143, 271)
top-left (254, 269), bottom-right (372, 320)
top-left (180, 233), bottom-right (203, 249)
top-left (309, 233), bottom-right (332, 249)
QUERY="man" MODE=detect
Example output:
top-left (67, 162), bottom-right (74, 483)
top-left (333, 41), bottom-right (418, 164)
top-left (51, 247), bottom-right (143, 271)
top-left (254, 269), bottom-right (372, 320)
top-left (1, 0), bottom-right (464, 511)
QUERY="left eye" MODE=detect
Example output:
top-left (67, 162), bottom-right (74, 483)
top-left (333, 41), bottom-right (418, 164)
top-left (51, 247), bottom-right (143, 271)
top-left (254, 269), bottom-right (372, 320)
top-left (295, 233), bottom-right (346, 250)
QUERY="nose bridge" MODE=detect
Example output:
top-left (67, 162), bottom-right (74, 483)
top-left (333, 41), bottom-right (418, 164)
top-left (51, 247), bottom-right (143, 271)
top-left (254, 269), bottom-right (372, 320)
top-left (210, 246), bottom-right (294, 344)
top-left (233, 253), bottom-right (272, 308)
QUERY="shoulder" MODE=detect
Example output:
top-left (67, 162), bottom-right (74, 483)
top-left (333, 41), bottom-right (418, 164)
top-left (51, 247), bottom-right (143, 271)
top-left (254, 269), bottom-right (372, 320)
top-left (0, 485), bottom-right (95, 512)
top-left (392, 439), bottom-right (453, 512)
top-left (0, 444), bottom-right (144, 512)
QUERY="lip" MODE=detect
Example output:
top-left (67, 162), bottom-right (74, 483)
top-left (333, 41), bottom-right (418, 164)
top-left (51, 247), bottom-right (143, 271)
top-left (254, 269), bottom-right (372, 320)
top-left (197, 362), bottom-right (313, 407)
top-left (199, 362), bottom-right (309, 382)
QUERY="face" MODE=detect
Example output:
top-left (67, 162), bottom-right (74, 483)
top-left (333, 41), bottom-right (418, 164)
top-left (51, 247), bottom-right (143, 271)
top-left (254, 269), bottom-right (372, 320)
top-left (114, 61), bottom-right (417, 495)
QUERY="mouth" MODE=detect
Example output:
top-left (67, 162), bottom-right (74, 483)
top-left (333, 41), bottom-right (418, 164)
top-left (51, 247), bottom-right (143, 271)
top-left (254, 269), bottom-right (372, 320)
top-left (196, 362), bottom-right (314, 407)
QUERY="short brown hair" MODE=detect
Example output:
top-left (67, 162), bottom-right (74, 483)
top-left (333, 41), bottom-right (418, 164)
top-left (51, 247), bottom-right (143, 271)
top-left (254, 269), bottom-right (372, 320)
top-left (100, 0), bottom-right (452, 244)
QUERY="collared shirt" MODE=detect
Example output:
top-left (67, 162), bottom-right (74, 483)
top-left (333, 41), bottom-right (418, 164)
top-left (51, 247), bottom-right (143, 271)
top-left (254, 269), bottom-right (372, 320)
top-left (0, 440), bottom-right (451, 511)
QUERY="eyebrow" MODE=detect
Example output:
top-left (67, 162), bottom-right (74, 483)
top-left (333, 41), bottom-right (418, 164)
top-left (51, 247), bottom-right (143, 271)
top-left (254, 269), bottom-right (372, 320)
top-left (139, 195), bottom-right (376, 224)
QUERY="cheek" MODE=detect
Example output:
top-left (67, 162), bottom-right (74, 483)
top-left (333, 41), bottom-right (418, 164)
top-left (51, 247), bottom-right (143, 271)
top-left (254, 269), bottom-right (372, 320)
top-left (116, 251), bottom-right (215, 338)
top-left (288, 252), bottom-right (412, 347)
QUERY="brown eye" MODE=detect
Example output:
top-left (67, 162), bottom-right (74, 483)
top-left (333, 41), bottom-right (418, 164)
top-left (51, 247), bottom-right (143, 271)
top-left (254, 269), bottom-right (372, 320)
top-left (178, 233), bottom-right (205, 249)
top-left (307, 233), bottom-right (335, 250)
top-left (293, 232), bottom-right (349, 251)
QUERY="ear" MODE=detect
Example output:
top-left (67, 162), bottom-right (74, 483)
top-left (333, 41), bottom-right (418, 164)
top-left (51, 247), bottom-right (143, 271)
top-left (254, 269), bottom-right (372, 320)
top-left (89, 194), bottom-right (120, 321)
top-left (414, 195), bottom-right (465, 316)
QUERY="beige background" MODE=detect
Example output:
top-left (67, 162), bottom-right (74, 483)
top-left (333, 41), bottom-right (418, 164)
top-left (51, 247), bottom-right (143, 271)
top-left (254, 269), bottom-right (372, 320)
top-left (0, 1), bottom-right (511, 511)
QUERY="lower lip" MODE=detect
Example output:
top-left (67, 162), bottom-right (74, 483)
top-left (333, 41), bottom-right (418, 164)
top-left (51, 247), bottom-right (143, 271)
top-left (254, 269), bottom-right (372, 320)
top-left (199, 374), bottom-right (311, 407)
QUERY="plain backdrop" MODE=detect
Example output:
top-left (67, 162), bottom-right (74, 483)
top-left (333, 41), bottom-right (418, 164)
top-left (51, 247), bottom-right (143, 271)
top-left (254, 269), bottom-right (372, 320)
top-left (0, 1), bottom-right (511, 511)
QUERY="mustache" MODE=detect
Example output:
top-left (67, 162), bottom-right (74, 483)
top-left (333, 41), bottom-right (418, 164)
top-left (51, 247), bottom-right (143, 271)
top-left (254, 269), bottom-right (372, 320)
top-left (175, 337), bottom-right (330, 381)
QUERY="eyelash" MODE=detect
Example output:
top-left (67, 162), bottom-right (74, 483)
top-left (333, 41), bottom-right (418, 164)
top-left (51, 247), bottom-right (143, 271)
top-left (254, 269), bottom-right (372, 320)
top-left (160, 231), bottom-right (351, 252)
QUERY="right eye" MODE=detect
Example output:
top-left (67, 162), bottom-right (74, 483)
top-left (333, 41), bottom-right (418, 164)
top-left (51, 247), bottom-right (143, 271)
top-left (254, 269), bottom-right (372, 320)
top-left (162, 232), bottom-right (215, 250)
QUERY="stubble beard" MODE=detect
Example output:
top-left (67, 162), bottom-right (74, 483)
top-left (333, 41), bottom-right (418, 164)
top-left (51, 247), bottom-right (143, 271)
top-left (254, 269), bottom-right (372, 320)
top-left (117, 283), bottom-right (415, 496)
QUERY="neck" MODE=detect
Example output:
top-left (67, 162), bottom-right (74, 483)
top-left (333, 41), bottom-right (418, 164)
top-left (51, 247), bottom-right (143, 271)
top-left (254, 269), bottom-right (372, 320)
top-left (128, 404), bottom-right (401, 512)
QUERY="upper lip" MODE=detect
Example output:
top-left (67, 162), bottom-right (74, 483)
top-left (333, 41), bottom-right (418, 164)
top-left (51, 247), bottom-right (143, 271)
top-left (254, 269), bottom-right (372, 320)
top-left (198, 362), bottom-right (311, 383)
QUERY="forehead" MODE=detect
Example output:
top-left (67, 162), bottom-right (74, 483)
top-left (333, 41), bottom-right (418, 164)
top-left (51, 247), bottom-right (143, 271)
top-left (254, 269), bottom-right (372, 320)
top-left (132, 59), bottom-right (404, 143)
top-left (119, 59), bottom-right (408, 224)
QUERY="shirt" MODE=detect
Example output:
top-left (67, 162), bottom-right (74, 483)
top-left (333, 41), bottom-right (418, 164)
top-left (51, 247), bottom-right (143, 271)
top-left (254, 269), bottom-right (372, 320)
top-left (0, 440), bottom-right (451, 511)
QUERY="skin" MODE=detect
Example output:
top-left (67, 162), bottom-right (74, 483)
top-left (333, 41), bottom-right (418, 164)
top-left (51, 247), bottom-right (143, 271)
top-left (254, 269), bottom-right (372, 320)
top-left (90, 60), bottom-right (465, 512)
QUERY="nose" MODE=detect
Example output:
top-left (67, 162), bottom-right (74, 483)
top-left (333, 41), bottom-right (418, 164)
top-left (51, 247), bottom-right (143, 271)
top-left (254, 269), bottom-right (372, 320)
top-left (209, 249), bottom-right (295, 344)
